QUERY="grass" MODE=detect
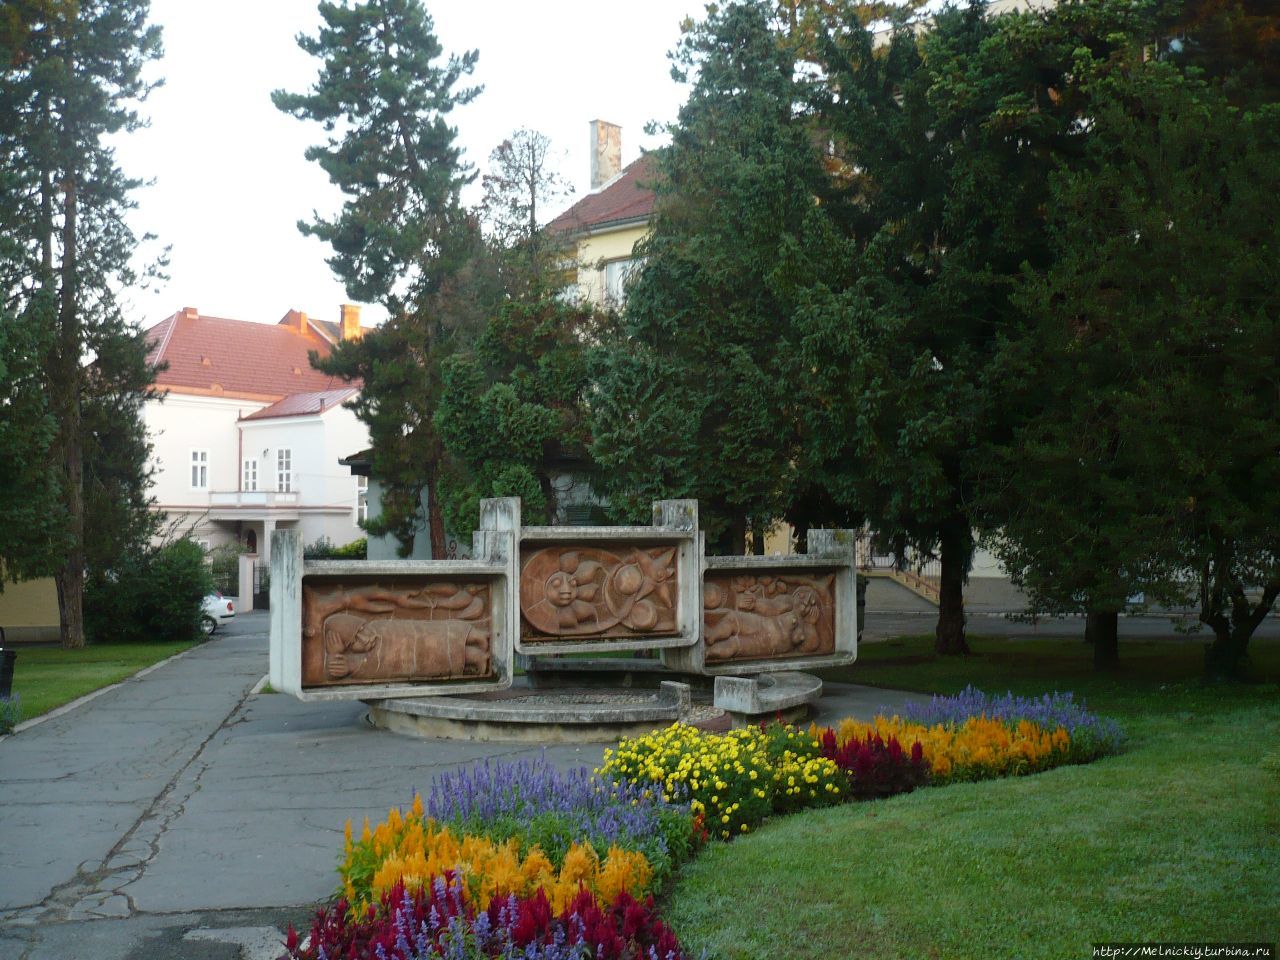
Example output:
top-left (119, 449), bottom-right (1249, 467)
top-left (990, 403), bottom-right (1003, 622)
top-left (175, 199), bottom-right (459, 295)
top-left (665, 635), bottom-right (1280, 959)
top-left (6, 641), bottom-right (197, 723)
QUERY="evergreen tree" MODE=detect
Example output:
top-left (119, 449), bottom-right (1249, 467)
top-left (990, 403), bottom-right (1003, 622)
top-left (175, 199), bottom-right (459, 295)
top-left (590, 0), bottom-right (835, 552)
top-left (994, 11), bottom-right (1280, 675)
top-left (0, 0), bottom-right (162, 647)
top-left (274, 0), bottom-right (481, 557)
top-left (797, 1), bottom-right (1090, 652)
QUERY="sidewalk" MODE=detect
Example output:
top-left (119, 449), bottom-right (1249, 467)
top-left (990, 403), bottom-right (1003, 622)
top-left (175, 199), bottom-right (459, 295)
top-left (0, 612), bottom-right (931, 960)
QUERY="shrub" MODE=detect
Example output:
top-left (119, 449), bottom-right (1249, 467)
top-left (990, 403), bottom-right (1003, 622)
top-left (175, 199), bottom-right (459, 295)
top-left (285, 876), bottom-right (694, 960)
top-left (206, 542), bottom-right (244, 595)
top-left (85, 539), bottom-right (213, 644)
top-left (304, 536), bottom-right (367, 560)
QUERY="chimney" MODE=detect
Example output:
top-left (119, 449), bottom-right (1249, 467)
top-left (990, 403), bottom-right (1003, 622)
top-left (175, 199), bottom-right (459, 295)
top-left (181, 306), bottom-right (198, 321)
top-left (589, 120), bottom-right (621, 189)
top-left (340, 303), bottom-right (362, 340)
top-left (296, 310), bottom-right (309, 335)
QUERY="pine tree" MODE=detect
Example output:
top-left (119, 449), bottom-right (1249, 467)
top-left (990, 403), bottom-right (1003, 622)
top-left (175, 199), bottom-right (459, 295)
top-left (0, 0), bottom-right (163, 647)
top-left (274, 0), bottom-right (481, 557)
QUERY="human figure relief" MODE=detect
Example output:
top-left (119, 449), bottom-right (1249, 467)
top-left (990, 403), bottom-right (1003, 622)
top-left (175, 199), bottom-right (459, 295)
top-left (321, 612), bottom-right (490, 682)
top-left (519, 545), bottom-right (679, 639)
top-left (703, 573), bottom-right (835, 662)
top-left (300, 579), bottom-right (492, 685)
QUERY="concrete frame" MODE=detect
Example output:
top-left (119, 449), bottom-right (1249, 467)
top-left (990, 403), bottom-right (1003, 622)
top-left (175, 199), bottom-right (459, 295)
top-left (662, 528), bottom-right (859, 676)
top-left (508, 498), bottom-right (701, 655)
top-left (268, 501), bottom-right (519, 702)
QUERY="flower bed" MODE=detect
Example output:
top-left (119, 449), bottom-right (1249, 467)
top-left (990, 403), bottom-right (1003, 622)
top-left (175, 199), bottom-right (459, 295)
top-left (340, 796), bottom-right (658, 915)
top-left (287, 689), bottom-right (1122, 958)
top-left (289, 875), bottom-right (692, 960)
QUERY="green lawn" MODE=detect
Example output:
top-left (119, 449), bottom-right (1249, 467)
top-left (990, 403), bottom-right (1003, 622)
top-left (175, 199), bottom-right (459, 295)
top-left (5, 641), bottom-right (196, 722)
top-left (667, 636), bottom-right (1280, 959)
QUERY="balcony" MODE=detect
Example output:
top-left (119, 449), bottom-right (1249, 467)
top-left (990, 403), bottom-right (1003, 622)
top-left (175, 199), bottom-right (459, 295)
top-left (208, 489), bottom-right (300, 520)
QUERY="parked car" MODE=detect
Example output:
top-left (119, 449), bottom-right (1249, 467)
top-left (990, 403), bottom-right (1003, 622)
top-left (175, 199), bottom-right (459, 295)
top-left (201, 593), bottom-right (236, 636)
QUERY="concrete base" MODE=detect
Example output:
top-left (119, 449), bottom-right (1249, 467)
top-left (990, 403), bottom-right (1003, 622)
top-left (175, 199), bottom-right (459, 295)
top-left (366, 680), bottom-right (704, 743)
top-left (714, 671), bottom-right (823, 727)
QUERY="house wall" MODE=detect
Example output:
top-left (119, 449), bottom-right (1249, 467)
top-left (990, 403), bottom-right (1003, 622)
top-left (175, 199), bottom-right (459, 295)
top-left (238, 408), bottom-right (367, 550)
top-left (573, 223), bottom-right (648, 306)
top-left (144, 393), bottom-right (269, 547)
top-left (0, 577), bottom-right (60, 642)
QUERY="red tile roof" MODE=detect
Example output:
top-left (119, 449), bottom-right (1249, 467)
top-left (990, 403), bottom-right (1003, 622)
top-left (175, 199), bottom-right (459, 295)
top-left (146, 308), bottom-right (355, 402)
top-left (547, 155), bottom-right (658, 235)
top-left (240, 388), bottom-right (359, 421)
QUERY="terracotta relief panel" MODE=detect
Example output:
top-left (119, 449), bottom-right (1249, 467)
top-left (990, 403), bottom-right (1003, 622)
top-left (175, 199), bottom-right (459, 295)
top-left (703, 571), bottom-right (837, 663)
top-left (301, 579), bottom-right (492, 686)
top-left (519, 545), bottom-right (678, 641)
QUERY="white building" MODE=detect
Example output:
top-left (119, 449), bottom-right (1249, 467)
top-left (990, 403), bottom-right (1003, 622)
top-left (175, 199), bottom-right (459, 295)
top-left (143, 305), bottom-right (370, 562)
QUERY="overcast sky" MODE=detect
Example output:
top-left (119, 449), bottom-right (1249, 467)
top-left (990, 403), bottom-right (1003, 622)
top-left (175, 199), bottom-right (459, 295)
top-left (118, 0), bottom-right (701, 331)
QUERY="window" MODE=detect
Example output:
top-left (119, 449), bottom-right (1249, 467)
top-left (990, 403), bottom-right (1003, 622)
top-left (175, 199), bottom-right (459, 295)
top-left (242, 458), bottom-right (258, 492)
top-left (356, 474), bottom-right (368, 523)
top-left (276, 448), bottom-right (292, 492)
top-left (604, 257), bottom-right (641, 306)
top-left (190, 449), bottom-right (208, 490)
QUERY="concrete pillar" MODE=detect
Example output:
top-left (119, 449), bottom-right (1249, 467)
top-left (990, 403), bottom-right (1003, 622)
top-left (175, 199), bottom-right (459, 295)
top-left (237, 553), bottom-right (256, 613)
top-left (262, 519), bottom-right (276, 573)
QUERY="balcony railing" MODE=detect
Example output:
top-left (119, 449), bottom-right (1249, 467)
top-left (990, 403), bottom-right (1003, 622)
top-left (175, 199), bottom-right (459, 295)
top-left (209, 490), bottom-right (300, 509)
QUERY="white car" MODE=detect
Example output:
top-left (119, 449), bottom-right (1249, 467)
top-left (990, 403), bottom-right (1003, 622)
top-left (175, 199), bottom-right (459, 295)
top-left (201, 593), bottom-right (236, 636)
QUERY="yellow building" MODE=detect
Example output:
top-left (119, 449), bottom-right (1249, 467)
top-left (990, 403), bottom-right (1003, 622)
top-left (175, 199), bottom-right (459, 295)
top-left (548, 120), bottom-right (655, 307)
top-left (0, 577), bottom-right (60, 642)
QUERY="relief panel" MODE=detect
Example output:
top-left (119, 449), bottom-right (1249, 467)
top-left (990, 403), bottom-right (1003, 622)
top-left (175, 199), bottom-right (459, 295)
top-left (702, 571), bottom-right (837, 663)
top-left (519, 544), bottom-right (679, 642)
top-left (301, 578), bottom-right (493, 687)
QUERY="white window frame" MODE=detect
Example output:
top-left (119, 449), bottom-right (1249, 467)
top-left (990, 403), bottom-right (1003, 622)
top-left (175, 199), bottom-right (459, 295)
top-left (356, 474), bottom-right (368, 523)
top-left (242, 458), bottom-right (258, 492)
top-left (190, 449), bottom-right (209, 490)
top-left (604, 256), bottom-right (642, 306)
top-left (276, 448), bottom-right (292, 493)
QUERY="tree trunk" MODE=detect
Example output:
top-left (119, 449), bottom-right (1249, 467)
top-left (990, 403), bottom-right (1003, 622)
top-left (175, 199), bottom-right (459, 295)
top-left (56, 152), bottom-right (84, 648)
top-left (1204, 625), bottom-right (1250, 679)
top-left (934, 517), bottom-right (971, 655)
top-left (1201, 580), bottom-right (1277, 679)
top-left (1086, 609), bottom-right (1119, 670)
top-left (425, 471), bottom-right (446, 560)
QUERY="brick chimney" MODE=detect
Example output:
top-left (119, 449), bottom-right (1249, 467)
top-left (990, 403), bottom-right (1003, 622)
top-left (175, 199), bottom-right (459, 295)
top-left (296, 310), bottom-right (309, 335)
top-left (340, 303), bottom-right (362, 341)
top-left (181, 306), bottom-right (198, 321)
top-left (589, 120), bottom-right (621, 189)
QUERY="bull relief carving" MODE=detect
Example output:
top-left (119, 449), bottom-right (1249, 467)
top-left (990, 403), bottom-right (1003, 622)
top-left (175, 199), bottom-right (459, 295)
top-left (519, 545), bottom-right (678, 641)
top-left (301, 580), bottom-right (492, 686)
top-left (703, 572), bottom-right (836, 663)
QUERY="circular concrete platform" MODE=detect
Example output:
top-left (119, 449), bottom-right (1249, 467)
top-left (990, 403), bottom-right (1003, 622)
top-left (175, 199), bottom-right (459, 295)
top-left (365, 679), bottom-right (720, 743)
top-left (364, 669), bottom-right (826, 742)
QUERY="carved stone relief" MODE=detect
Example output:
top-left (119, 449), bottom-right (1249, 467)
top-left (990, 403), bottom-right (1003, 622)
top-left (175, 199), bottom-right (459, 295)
top-left (301, 579), bottom-right (492, 686)
top-left (519, 545), bottom-right (678, 641)
top-left (703, 572), bottom-right (836, 663)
